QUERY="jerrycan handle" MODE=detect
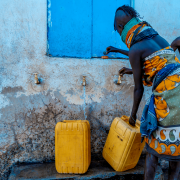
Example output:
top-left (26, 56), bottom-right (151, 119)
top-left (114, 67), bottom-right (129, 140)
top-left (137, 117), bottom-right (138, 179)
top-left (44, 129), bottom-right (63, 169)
top-left (121, 115), bottom-right (140, 128)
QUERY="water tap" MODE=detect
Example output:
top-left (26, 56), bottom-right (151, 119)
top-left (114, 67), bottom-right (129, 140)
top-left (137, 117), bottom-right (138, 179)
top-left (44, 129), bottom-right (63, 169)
top-left (117, 75), bottom-right (122, 85)
top-left (34, 73), bottom-right (40, 84)
top-left (82, 76), bottom-right (86, 86)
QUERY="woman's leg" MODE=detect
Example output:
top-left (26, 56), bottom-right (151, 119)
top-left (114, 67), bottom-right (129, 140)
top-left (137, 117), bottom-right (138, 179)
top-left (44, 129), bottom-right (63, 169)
top-left (168, 161), bottom-right (180, 180)
top-left (144, 153), bottom-right (158, 180)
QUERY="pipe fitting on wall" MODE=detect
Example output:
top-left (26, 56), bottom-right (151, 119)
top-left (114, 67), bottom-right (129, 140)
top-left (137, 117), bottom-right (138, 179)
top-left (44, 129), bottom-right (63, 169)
top-left (116, 75), bottom-right (122, 85)
top-left (82, 76), bottom-right (86, 86)
top-left (34, 73), bottom-right (40, 84)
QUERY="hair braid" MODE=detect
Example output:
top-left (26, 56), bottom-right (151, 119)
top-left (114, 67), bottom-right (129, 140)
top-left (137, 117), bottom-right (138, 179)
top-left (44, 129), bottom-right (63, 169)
top-left (116, 5), bottom-right (143, 19)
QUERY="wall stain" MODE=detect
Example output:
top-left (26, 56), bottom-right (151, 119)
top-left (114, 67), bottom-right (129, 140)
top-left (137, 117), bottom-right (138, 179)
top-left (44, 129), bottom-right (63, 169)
top-left (0, 87), bottom-right (141, 179)
top-left (1, 86), bottom-right (24, 94)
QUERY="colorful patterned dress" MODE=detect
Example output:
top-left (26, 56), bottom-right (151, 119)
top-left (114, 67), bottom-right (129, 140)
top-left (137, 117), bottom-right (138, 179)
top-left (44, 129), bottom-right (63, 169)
top-left (141, 46), bottom-right (180, 161)
top-left (121, 19), bottom-right (180, 160)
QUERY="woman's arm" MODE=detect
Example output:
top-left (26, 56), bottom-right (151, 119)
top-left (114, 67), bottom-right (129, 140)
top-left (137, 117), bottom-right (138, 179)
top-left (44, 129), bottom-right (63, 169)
top-left (171, 37), bottom-right (180, 52)
top-left (105, 46), bottom-right (129, 56)
top-left (119, 67), bottom-right (133, 76)
top-left (128, 48), bottom-right (144, 126)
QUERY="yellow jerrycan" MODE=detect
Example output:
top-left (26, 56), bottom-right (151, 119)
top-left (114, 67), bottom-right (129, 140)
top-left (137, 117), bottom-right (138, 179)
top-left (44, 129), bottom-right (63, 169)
top-left (102, 115), bottom-right (145, 172)
top-left (55, 120), bottom-right (91, 174)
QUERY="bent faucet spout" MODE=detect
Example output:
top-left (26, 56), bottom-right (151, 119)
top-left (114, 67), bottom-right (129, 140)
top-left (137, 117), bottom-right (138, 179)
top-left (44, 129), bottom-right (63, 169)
top-left (34, 73), bottom-right (40, 84)
top-left (82, 76), bottom-right (86, 86)
top-left (117, 75), bottom-right (122, 85)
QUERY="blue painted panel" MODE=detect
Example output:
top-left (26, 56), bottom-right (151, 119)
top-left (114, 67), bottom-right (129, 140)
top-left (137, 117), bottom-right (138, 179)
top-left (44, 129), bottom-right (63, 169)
top-left (47, 0), bottom-right (92, 58)
top-left (92, 0), bottom-right (130, 58)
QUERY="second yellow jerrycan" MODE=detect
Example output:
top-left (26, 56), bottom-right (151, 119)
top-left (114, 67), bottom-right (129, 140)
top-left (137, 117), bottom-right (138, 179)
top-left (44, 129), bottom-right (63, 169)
top-left (55, 120), bottom-right (91, 174)
top-left (102, 115), bottom-right (145, 172)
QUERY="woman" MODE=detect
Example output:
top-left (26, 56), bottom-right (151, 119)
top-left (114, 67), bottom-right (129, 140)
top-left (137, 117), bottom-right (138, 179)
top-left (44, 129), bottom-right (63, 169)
top-left (107, 5), bottom-right (180, 180)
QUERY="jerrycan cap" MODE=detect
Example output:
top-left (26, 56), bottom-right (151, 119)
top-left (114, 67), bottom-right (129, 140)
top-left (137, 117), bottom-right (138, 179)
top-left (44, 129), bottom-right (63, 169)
top-left (120, 115), bottom-right (140, 129)
top-left (121, 115), bottom-right (129, 122)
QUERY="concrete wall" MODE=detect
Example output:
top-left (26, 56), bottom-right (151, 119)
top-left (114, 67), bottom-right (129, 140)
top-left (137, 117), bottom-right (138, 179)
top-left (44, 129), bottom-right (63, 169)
top-left (0, 0), bottom-right (137, 178)
top-left (0, 0), bottom-right (180, 179)
top-left (135, 0), bottom-right (180, 57)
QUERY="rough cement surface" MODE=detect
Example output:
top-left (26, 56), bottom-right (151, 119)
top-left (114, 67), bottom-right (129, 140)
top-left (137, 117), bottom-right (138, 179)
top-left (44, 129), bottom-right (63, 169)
top-left (8, 158), bottom-right (172, 180)
top-left (9, 159), bottom-right (145, 180)
top-left (9, 159), bottom-right (180, 180)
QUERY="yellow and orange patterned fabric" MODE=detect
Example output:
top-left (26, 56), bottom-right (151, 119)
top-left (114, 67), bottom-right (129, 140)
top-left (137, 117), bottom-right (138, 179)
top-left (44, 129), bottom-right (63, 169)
top-left (142, 46), bottom-right (180, 86)
top-left (126, 24), bottom-right (148, 48)
top-left (146, 126), bottom-right (180, 157)
top-left (143, 46), bottom-right (180, 160)
top-left (125, 24), bottom-right (143, 48)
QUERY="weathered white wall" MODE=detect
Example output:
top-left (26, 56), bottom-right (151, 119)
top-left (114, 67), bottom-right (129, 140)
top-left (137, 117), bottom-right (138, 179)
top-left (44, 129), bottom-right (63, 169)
top-left (0, 0), bottom-right (138, 178)
top-left (135, 0), bottom-right (180, 58)
top-left (0, 0), bottom-right (180, 179)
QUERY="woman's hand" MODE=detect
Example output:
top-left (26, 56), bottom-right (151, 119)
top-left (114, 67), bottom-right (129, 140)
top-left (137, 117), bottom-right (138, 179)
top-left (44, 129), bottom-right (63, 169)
top-left (105, 46), bottom-right (118, 54)
top-left (119, 67), bottom-right (133, 76)
top-left (171, 37), bottom-right (180, 52)
top-left (104, 46), bottom-right (129, 56)
top-left (129, 115), bottom-right (136, 126)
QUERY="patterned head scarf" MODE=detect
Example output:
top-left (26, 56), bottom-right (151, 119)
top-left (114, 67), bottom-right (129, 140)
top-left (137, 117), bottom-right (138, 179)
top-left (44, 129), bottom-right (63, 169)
top-left (121, 17), bottom-right (141, 44)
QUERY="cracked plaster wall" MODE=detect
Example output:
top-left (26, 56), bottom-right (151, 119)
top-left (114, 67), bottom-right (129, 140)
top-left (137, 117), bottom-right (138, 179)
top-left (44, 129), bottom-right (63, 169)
top-left (0, 0), bottom-right (180, 179)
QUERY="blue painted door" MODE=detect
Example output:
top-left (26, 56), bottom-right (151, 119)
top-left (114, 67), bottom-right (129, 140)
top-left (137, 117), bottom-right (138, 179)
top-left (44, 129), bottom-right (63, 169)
top-left (47, 0), bottom-right (130, 58)
top-left (92, 0), bottom-right (129, 58)
top-left (47, 0), bottom-right (92, 58)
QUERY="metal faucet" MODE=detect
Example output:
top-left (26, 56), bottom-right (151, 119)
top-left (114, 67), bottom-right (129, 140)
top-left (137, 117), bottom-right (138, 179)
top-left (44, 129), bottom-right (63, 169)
top-left (82, 76), bottom-right (86, 86)
top-left (34, 73), bottom-right (40, 84)
top-left (116, 75), bottom-right (122, 85)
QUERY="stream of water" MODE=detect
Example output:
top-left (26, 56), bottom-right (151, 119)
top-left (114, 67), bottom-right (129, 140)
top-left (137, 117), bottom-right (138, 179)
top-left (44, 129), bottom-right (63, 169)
top-left (83, 86), bottom-right (87, 120)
